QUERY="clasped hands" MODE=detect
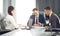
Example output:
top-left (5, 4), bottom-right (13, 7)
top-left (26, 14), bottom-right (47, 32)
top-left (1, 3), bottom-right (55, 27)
top-left (34, 22), bottom-right (49, 30)
top-left (34, 22), bottom-right (43, 27)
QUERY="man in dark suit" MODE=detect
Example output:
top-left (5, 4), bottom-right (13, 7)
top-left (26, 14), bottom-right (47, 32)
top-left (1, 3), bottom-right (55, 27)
top-left (27, 8), bottom-right (46, 28)
top-left (44, 7), bottom-right (60, 30)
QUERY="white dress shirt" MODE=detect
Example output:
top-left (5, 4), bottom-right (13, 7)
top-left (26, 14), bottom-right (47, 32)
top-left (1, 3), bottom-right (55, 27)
top-left (35, 14), bottom-right (39, 24)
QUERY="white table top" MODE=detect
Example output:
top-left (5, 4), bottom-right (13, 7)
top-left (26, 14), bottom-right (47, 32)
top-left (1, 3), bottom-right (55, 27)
top-left (0, 27), bottom-right (57, 36)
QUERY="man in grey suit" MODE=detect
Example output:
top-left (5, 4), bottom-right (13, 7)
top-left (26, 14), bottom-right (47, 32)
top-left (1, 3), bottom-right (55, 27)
top-left (44, 7), bottom-right (60, 30)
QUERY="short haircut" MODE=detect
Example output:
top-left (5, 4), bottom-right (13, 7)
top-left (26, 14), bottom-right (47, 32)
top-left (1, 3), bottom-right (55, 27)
top-left (32, 8), bottom-right (38, 11)
top-left (8, 6), bottom-right (14, 15)
top-left (44, 6), bottom-right (51, 10)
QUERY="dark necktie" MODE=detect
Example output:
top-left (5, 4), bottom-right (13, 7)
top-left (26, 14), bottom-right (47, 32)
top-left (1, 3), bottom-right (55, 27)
top-left (46, 15), bottom-right (49, 20)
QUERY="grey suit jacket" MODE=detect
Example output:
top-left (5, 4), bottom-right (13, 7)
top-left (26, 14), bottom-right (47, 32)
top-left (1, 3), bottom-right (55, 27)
top-left (44, 13), bottom-right (60, 28)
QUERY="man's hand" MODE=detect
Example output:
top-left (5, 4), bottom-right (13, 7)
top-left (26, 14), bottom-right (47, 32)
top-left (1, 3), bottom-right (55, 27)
top-left (34, 22), bottom-right (42, 27)
top-left (38, 22), bottom-right (43, 26)
top-left (34, 24), bottom-right (39, 26)
top-left (45, 26), bottom-right (49, 30)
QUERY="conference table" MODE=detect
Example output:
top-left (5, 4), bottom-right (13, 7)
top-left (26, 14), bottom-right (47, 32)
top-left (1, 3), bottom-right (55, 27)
top-left (0, 26), bottom-right (60, 36)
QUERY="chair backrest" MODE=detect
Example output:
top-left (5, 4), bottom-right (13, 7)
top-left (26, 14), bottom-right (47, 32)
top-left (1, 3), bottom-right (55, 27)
top-left (0, 14), bottom-right (6, 31)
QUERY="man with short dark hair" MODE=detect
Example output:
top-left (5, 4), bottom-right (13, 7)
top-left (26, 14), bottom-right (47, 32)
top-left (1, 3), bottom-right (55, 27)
top-left (27, 8), bottom-right (46, 28)
top-left (44, 6), bottom-right (60, 30)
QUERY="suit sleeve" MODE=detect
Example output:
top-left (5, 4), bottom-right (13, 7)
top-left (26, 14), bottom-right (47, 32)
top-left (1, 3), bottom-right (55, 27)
top-left (55, 14), bottom-right (60, 28)
top-left (51, 14), bottom-right (60, 28)
top-left (39, 14), bottom-right (46, 26)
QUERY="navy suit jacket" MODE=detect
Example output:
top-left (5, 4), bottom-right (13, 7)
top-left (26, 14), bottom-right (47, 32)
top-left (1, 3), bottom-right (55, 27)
top-left (27, 14), bottom-right (46, 26)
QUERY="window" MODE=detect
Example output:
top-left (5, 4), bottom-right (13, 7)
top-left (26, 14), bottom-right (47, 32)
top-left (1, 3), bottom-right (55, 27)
top-left (15, 0), bottom-right (36, 25)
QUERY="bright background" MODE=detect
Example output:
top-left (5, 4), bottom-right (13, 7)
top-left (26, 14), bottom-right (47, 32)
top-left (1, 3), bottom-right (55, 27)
top-left (15, 0), bottom-right (36, 25)
top-left (0, 0), bottom-right (3, 14)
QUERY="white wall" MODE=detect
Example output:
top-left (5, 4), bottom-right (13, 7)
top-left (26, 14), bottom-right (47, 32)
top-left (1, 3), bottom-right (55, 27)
top-left (3, 0), bottom-right (15, 16)
top-left (0, 0), bottom-right (3, 14)
top-left (15, 0), bottom-right (36, 25)
top-left (3, 0), bottom-right (11, 16)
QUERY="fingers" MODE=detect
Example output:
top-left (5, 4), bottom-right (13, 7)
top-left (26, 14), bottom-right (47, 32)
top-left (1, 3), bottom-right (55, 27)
top-left (45, 26), bottom-right (49, 30)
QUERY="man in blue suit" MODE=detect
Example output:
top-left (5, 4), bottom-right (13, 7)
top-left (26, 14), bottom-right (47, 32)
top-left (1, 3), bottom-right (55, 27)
top-left (27, 8), bottom-right (46, 28)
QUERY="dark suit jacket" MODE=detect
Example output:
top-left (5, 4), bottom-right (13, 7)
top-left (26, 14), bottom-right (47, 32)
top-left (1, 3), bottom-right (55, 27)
top-left (27, 14), bottom-right (46, 27)
top-left (44, 13), bottom-right (60, 28)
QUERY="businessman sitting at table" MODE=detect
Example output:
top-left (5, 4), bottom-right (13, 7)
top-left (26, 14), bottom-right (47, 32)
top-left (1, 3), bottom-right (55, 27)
top-left (44, 6), bottom-right (60, 30)
top-left (27, 8), bottom-right (46, 28)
